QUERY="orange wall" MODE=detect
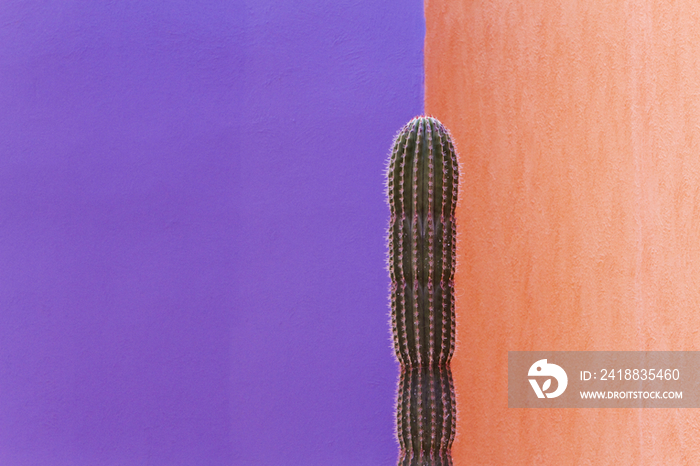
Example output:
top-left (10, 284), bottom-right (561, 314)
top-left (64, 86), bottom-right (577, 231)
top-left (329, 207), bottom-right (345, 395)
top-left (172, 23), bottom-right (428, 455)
top-left (426, 1), bottom-right (700, 464)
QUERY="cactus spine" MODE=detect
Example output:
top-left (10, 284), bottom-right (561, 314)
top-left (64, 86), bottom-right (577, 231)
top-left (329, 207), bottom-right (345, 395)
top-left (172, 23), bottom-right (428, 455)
top-left (388, 116), bottom-right (457, 466)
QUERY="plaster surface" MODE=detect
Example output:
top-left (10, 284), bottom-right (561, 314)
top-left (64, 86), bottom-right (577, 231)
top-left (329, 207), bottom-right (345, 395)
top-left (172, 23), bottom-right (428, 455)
top-left (426, 1), bottom-right (700, 464)
top-left (0, 1), bottom-right (424, 464)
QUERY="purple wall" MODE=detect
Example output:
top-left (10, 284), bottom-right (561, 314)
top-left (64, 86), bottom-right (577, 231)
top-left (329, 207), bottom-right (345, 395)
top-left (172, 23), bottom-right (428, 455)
top-left (0, 1), bottom-right (424, 465)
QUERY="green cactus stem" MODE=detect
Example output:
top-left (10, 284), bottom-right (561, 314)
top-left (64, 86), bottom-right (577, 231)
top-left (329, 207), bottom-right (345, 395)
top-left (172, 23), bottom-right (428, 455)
top-left (388, 116), bottom-right (458, 466)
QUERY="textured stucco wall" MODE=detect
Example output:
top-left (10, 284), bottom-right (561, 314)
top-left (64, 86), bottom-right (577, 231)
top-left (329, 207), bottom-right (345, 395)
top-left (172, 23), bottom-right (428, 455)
top-left (0, 1), bottom-right (424, 464)
top-left (426, 1), bottom-right (700, 464)
top-left (233, 2), bottom-right (424, 464)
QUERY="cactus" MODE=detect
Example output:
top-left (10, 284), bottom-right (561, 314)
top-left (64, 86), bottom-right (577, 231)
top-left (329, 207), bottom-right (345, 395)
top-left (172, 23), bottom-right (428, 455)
top-left (387, 116), bottom-right (458, 466)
